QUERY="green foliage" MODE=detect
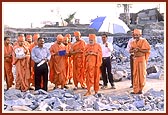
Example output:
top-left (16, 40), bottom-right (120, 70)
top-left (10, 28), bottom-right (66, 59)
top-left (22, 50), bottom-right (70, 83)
top-left (64, 12), bottom-right (76, 24)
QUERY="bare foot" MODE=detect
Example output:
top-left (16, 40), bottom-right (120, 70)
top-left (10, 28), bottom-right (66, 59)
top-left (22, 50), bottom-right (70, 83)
top-left (82, 86), bottom-right (86, 89)
top-left (64, 85), bottom-right (69, 89)
top-left (73, 87), bottom-right (78, 90)
top-left (81, 84), bottom-right (86, 89)
top-left (53, 85), bottom-right (58, 90)
top-left (84, 91), bottom-right (91, 96)
top-left (61, 85), bottom-right (64, 89)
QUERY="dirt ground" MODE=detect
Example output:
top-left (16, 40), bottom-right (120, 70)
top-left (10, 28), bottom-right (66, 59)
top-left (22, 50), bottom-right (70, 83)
top-left (46, 78), bottom-right (165, 96)
top-left (4, 74), bottom-right (165, 97)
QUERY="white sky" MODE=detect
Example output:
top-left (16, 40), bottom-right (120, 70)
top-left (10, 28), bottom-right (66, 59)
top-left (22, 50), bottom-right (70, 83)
top-left (2, 2), bottom-right (166, 28)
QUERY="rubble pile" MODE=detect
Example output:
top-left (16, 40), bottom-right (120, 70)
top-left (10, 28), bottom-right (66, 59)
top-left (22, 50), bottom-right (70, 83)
top-left (113, 42), bottom-right (164, 63)
top-left (111, 42), bottom-right (164, 81)
top-left (4, 20), bottom-right (164, 45)
top-left (143, 22), bottom-right (164, 36)
top-left (4, 88), bottom-right (164, 111)
top-left (129, 21), bottom-right (164, 45)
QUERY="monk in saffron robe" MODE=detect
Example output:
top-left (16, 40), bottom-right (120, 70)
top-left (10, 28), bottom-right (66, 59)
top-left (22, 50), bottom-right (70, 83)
top-left (25, 35), bottom-right (33, 84)
top-left (4, 37), bottom-right (14, 89)
top-left (129, 29), bottom-right (151, 94)
top-left (70, 31), bottom-right (86, 90)
top-left (64, 34), bottom-right (73, 84)
top-left (13, 34), bottom-right (29, 48)
top-left (26, 34), bottom-right (33, 47)
top-left (29, 33), bottom-right (40, 87)
top-left (63, 37), bottom-right (70, 84)
top-left (13, 36), bottom-right (30, 92)
top-left (84, 34), bottom-right (102, 96)
top-left (49, 34), bottom-right (68, 89)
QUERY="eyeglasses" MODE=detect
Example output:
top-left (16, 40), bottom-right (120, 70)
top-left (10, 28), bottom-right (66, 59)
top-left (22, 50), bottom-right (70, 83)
top-left (102, 37), bottom-right (106, 38)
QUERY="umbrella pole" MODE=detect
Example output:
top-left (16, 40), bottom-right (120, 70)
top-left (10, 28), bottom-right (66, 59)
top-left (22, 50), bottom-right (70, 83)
top-left (108, 22), bottom-right (110, 33)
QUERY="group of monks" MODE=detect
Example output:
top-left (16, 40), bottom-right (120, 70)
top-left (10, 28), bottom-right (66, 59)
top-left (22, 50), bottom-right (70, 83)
top-left (4, 31), bottom-right (102, 96)
top-left (4, 28), bottom-right (151, 96)
top-left (4, 34), bottom-right (40, 92)
top-left (49, 32), bottom-right (102, 96)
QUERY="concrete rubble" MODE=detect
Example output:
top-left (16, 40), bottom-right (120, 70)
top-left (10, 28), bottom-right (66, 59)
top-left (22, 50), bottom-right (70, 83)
top-left (146, 65), bottom-right (159, 75)
top-left (111, 42), bottom-right (164, 81)
top-left (4, 88), bottom-right (164, 111)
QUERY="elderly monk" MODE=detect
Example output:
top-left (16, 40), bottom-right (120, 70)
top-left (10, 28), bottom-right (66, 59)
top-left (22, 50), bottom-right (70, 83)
top-left (70, 31), bottom-right (86, 90)
top-left (13, 34), bottom-right (29, 48)
top-left (129, 29), bottom-right (151, 94)
top-left (64, 34), bottom-right (73, 84)
top-left (29, 33), bottom-right (40, 88)
top-left (12, 35), bottom-right (30, 92)
top-left (84, 34), bottom-right (102, 96)
top-left (4, 37), bottom-right (14, 89)
top-left (49, 34), bottom-right (68, 89)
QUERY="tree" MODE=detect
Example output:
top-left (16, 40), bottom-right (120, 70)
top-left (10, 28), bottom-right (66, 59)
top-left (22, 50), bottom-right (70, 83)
top-left (64, 12), bottom-right (76, 25)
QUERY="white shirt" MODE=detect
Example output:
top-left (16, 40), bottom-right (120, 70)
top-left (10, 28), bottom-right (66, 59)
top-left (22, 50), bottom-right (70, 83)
top-left (100, 42), bottom-right (113, 57)
top-left (126, 38), bottom-right (134, 53)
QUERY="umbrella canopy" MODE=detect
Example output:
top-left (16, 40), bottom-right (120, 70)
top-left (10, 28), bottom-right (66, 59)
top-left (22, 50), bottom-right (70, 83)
top-left (89, 16), bottom-right (130, 34)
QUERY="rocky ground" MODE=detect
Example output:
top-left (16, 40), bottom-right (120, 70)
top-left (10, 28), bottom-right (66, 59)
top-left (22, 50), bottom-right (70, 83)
top-left (3, 57), bottom-right (165, 112)
top-left (3, 77), bottom-right (165, 112)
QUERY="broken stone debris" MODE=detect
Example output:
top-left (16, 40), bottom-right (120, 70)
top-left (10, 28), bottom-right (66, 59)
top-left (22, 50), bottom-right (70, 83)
top-left (4, 88), bottom-right (164, 111)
